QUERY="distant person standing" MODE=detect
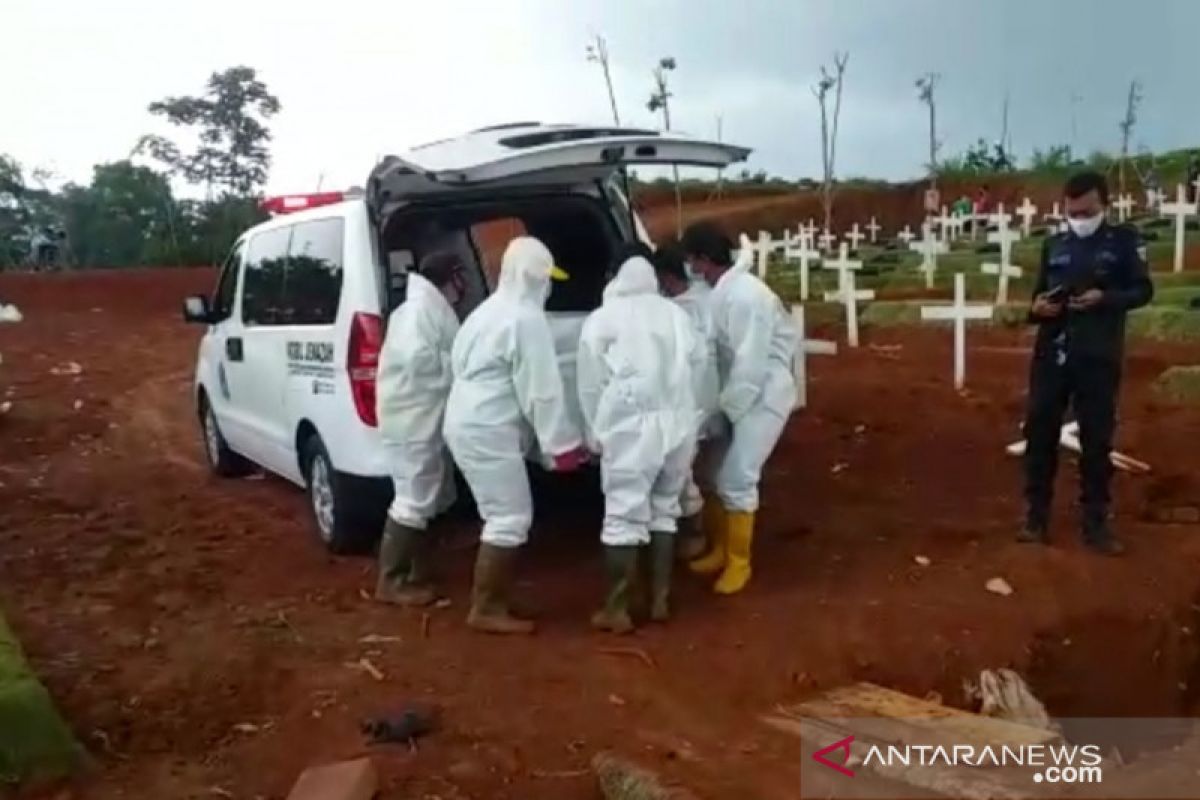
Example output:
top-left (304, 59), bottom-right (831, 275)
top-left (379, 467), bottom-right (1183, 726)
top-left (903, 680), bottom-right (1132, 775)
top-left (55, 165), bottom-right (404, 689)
top-left (1020, 171), bottom-right (1153, 555)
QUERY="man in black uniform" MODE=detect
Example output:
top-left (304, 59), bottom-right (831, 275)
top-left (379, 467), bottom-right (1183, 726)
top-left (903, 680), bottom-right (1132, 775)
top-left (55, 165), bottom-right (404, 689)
top-left (1020, 171), bottom-right (1154, 555)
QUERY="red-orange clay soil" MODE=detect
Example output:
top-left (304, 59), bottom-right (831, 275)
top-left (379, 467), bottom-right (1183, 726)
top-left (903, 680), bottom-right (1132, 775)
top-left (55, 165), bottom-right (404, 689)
top-left (2, 268), bottom-right (1200, 800)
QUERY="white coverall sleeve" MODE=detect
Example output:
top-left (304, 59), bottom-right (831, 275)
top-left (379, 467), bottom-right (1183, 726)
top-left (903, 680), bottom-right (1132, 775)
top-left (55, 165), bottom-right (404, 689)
top-left (575, 321), bottom-right (608, 453)
top-left (511, 312), bottom-right (583, 457)
top-left (719, 291), bottom-right (772, 423)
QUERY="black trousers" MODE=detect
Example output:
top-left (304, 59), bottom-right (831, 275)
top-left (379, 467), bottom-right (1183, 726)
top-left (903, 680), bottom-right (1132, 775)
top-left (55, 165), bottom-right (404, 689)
top-left (1022, 352), bottom-right (1121, 539)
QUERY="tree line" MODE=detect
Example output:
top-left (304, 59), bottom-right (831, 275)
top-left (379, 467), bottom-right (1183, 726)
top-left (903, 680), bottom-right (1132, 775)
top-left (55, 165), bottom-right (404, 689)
top-left (0, 66), bottom-right (278, 270)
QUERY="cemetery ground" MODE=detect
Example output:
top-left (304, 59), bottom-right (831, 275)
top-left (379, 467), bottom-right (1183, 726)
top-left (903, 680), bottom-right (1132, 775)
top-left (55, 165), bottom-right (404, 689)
top-left (1, 250), bottom-right (1200, 799)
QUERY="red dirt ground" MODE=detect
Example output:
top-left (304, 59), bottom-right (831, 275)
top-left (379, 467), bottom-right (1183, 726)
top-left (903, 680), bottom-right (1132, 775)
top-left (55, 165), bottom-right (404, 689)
top-left (2, 267), bottom-right (1200, 799)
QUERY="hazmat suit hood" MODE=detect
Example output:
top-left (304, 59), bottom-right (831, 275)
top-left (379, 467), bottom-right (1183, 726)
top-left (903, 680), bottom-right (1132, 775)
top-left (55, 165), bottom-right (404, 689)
top-left (602, 256), bottom-right (659, 301)
top-left (496, 236), bottom-right (567, 305)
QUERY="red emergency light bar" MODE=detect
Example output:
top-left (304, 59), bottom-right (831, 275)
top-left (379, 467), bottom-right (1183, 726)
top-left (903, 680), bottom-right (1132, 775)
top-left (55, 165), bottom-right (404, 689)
top-left (260, 192), bottom-right (346, 215)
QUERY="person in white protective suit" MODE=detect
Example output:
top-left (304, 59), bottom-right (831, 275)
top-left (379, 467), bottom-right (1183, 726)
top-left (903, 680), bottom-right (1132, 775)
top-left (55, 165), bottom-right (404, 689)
top-left (650, 242), bottom-right (724, 562)
top-left (680, 221), bottom-right (797, 595)
top-left (374, 252), bottom-right (466, 607)
top-left (444, 236), bottom-right (590, 635)
top-left (576, 244), bottom-right (702, 633)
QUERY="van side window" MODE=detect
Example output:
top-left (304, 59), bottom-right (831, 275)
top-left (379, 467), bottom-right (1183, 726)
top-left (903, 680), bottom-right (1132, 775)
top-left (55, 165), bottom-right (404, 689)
top-left (242, 227), bottom-right (293, 326)
top-left (284, 218), bottom-right (344, 325)
top-left (212, 240), bottom-right (246, 321)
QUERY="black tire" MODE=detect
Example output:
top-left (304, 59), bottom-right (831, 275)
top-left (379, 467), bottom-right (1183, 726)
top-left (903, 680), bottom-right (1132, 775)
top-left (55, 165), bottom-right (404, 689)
top-left (200, 397), bottom-right (251, 478)
top-left (300, 433), bottom-right (374, 555)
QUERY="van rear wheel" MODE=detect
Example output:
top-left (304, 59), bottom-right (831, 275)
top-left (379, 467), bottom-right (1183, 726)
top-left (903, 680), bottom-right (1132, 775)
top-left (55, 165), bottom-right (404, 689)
top-left (301, 434), bottom-right (373, 554)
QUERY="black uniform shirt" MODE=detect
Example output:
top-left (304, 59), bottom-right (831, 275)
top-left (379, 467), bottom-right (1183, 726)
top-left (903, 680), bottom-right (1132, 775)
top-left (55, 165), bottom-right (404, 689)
top-left (1030, 222), bottom-right (1154, 361)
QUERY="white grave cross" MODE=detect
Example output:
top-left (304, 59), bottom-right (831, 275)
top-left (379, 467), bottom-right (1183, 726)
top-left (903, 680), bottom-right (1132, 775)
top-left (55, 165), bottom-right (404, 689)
top-left (866, 216), bottom-right (882, 244)
top-left (818, 229), bottom-right (837, 253)
top-left (1044, 202), bottom-right (1065, 233)
top-left (1160, 184), bottom-right (1197, 273)
top-left (981, 260), bottom-right (1023, 304)
top-left (989, 203), bottom-right (1012, 232)
top-left (908, 223), bottom-right (949, 289)
top-left (1112, 194), bottom-right (1135, 223)
top-left (920, 273), bottom-right (994, 390)
top-left (937, 206), bottom-right (957, 243)
top-left (822, 243), bottom-right (874, 348)
top-left (846, 223), bottom-right (865, 251)
top-left (897, 226), bottom-right (916, 246)
top-left (1016, 197), bottom-right (1039, 237)
top-left (790, 305), bottom-right (838, 410)
top-left (784, 239), bottom-right (821, 301)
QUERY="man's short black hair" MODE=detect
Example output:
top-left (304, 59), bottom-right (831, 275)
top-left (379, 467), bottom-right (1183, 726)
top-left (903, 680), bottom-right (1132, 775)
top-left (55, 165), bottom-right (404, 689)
top-left (417, 251), bottom-right (462, 288)
top-left (651, 241), bottom-right (689, 283)
top-left (1064, 171), bottom-right (1110, 205)
top-left (611, 241), bottom-right (654, 273)
top-left (680, 221), bottom-right (733, 268)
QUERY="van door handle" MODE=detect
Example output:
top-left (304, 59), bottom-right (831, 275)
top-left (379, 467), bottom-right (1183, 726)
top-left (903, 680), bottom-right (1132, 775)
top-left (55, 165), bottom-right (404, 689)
top-left (226, 337), bottom-right (244, 362)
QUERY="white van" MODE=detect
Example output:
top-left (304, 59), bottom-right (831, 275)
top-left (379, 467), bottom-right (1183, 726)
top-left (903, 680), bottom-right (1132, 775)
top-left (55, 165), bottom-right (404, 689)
top-left (183, 123), bottom-right (749, 553)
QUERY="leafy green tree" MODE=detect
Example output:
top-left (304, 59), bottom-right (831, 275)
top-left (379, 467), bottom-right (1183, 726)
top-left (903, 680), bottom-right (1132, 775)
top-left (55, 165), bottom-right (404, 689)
top-left (139, 66), bottom-right (281, 197)
top-left (59, 161), bottom-right (179, 267)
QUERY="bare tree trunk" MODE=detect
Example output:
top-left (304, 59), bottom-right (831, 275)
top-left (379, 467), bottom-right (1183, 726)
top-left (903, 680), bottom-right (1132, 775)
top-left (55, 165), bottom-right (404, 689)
top-left (827, 54), bottom-right (848, 233)
top-left (819, 98), bottom-right (831, 233)
top-left (928, 100), bottom-right (938, 189)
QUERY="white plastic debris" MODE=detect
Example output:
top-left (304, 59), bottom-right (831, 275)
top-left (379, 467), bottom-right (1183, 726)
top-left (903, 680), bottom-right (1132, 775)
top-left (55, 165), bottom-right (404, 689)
top-left (0, 401), bottom-right (12, 415)
top-left (975, 668), bottom-right (1056, 732)
top-left (50, 362), bottom-right (83, 377)
top-left (0, 304), bottom-right (22, 323)
top-left (73, 399), bottom-right (84, 411)
top-left (914, 555), bottom-right (932, 567)
top-left (985, 577), bottom-right (1014, 596)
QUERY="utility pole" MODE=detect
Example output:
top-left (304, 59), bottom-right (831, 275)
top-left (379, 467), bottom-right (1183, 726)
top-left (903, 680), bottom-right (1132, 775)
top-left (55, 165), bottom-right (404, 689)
top-left (1118, 79), bottom-right (1143, 197)
top-left (586, 35), bottom-right (621, 125)
top-left (1069, 91), bottom-right (1082, 160)
top-left (648, 56), bottom-right (681, 235)
top-left (916, 72), bottom-right (941, 188)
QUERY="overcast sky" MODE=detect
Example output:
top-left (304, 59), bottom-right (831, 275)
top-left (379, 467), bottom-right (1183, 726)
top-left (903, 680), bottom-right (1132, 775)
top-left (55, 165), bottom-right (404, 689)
top-left (3, 0), bottom-right (1197, 193)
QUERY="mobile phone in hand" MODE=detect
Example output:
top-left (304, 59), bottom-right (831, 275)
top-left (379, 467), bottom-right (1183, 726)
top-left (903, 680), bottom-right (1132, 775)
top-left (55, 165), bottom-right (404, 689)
top-left (1044, 285), bottom-right (1068, 304)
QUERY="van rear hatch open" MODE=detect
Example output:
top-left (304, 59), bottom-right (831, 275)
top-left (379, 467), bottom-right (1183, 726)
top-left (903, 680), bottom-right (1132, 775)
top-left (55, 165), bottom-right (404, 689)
top-left (366, 123), bottom-right (750, 213)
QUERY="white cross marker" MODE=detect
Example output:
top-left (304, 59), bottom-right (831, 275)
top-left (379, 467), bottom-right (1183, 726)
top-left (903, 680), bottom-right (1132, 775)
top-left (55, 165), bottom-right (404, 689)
top-left (989, 203), bottom-right (1012, 232)
top-left (1160, 184), bottom-right (1198, 273)
top-left (1016, 197), bottom-right (1039, 238)
top-left (846, 223), bottom-right (865, 251)
top-left (920, 273), bottom-right (994, 390)
top-left (822, 243), bottom-right (874, 348)
top-left (866, 217), bottom-right (882, 244)
top-left (937, 206), bottom-right (957, 243)
top-left (981, 261), bottom-right (1023, 304)
top-left (1044, 201), bottom-right (1065, 233)
top-left (784, 239), bottom-right (821, 301)
top-left (1146, 188), bottom-right (1164, 211)
top-left (818, 229), bottom-right (837, 253)
top-left (790, 305), bottom-right (837, 411)
top-left (1112, 194), bottom-right (1135, 223)
top-left (755, 230), bottom-right (773, 279)
top-left (897, 226), bottom-right (916, 246)
top-left (908, 222), bottom-right (948, 289)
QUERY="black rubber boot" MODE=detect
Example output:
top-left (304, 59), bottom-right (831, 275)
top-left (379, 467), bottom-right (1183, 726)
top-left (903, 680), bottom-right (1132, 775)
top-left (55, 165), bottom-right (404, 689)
top-left (375, 519), bottom-right (436, 607)
top-left (648, 532), bottom-right (675, 623)
top-left (1016, 508), bottom-right (1049, 544)
top-left (1083, 511), bottom-right (1125, 557)
top-left (591, 545), bottom-right (639, 634)
top-left (466, 544), bottom-right (535, 635)
top-left (674, 514), bottom-right (706, 562)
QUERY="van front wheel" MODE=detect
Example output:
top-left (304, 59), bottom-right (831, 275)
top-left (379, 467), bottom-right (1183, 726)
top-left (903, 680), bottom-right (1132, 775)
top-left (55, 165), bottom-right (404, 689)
top-left (301, 434), bottom-right (370, 554)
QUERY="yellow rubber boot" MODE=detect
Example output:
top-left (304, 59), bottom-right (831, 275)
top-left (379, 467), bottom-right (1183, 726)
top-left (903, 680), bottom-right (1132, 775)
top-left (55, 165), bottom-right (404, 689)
top-left (714, 511), bottom-right (754, 594)
top-left (689, 502), bottom-right (728, 575)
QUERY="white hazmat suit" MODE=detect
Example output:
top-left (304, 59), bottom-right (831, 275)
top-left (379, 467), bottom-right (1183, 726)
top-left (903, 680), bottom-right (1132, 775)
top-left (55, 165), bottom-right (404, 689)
top-left (709, 267), bottom-right (797, 512)
top-left (577, 256), bottom-right (701, 547)
top-left (376, 272), bottom-right (460, 528)
top-left (673, 278), bottom-right (724, 519)
top-left (443, 237), bottom-right (582, 549)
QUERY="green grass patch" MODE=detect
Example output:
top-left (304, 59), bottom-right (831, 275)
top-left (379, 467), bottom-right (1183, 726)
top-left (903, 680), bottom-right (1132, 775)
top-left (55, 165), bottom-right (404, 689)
top-left (1153, 366), bottom-right (1200, 403)
top-left (1152, 285), bottom-right (1200, 307)
top-left (1127, 306), bottom-right (1200, 341)
top-left (0, 614), bottom-right (83, 787)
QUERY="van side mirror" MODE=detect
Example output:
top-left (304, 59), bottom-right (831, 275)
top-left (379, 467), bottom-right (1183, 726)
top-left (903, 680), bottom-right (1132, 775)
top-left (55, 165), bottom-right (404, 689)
top-left (182, 295), bottom-right (213, 324)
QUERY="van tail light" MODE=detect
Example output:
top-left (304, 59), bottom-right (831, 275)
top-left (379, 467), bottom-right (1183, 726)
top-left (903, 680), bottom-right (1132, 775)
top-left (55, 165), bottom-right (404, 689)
top-left (347, 312), bottom-right (383, 427)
